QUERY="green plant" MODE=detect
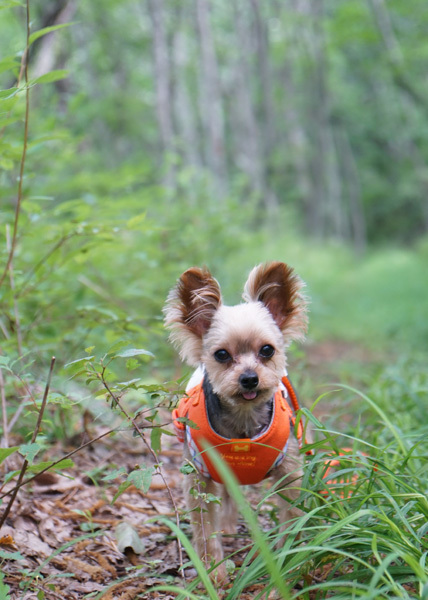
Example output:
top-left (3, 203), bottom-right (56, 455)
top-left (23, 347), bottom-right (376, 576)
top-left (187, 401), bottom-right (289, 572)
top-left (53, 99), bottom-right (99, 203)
top-left (0, 571), bottom-right (12, 600)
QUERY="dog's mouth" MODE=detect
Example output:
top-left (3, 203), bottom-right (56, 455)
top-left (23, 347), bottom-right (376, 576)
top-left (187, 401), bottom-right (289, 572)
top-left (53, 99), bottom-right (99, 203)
top-left (241, 390), bottom-right (258, 401)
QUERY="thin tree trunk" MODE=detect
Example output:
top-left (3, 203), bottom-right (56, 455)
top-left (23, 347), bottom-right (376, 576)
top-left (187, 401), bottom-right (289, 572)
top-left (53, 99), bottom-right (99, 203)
top-left (148, 0), bottom-right (175, 185)
top-left (232, 0), bottom-right (277, 214)
top-left (310, 0), bottom-right (333, 238)
top-left (288, 0), bottom-right (325, 235)
top-left (282, 3), bottom-right (313, 230)
top-left (172, 6), bottom-right (201, 169)
top-left (336, 128), bottom-right (367, 252)
top-left (368, 0), bottom-right (403, 64)
top-left (292, 0), bottom-right (346, 239)
top-left (32, 0), bottom-right (77, 79)
top-left (195, 0), bottom-right (226, 188)
top-left (325, 123), bottom-right (346, 240)
top-left (368, 0), bottom-right (427, 110)
top-left (250, 0), bottom-right (275, 155)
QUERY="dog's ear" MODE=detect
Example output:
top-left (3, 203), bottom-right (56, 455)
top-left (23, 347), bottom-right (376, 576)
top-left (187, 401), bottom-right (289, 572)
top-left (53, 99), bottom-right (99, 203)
top-left (243, 262), bottom-right (308, 342)
top-left (164, 267), bottom-right (222, 365)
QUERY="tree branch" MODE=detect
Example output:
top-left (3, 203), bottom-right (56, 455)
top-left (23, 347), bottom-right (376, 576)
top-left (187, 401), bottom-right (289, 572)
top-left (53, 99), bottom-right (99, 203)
top-left (0, 0), bottom-right (31, 290)
top-left (0, 357), bottom-right (55, 528)
top-left (0, 369), bottom-right (8, 449)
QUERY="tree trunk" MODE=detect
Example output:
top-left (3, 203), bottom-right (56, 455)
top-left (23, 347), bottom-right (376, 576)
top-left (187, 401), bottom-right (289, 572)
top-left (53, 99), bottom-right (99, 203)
top-left (172, 6), bottom-right (201, 169)
top-left (195, 0), bottom-right (226, 189)
top-left (291, 0), bottom-right (346, 239)
top-left (250, 0), bottom-right (275, 155)
top-left (281, 2), bottom-right (313, 230)
top-left (232, 0), bottom-right (277, 215)
top-left (32, 0), bottom-right (77, 80)
top-left (148, 0), bottom-right (175, 184)
top-left (336, 127), bottom-right (367, 252)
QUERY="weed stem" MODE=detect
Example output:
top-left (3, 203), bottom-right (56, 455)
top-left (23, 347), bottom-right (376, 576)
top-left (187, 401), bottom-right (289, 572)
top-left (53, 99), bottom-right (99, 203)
top-left (0, 0), bottom-right (31, 290)
top-left (0, 357), bottom-right (55, 528)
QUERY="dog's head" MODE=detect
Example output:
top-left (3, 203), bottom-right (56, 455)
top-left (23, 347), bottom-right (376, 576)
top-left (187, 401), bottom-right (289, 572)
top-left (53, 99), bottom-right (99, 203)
top-left (164, 262), bottom-right (308, 406)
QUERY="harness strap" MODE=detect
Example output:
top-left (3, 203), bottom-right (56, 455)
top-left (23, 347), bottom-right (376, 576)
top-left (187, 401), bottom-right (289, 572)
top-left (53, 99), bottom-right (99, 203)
top-left (281, 375), bottom-right (313, 456)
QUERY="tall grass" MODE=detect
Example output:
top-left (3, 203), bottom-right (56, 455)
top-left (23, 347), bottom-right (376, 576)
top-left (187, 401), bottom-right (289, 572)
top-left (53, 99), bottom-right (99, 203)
top-left (222, 226), bottom-right (428, 355)
top-left (155, 361), bottom-right (427, 599)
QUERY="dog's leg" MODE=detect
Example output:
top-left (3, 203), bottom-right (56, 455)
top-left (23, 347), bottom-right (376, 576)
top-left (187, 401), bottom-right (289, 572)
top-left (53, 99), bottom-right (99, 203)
top-left (221, 486), bottom-right (237, 535)
top-left (272, 436), bottom-right (303, 544)
top-left (183, 452), bottom-right (226, 580)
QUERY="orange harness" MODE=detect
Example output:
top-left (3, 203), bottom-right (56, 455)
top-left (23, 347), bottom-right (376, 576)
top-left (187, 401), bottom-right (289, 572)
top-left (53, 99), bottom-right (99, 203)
top-left (172, 376), bottom-right (306, 485)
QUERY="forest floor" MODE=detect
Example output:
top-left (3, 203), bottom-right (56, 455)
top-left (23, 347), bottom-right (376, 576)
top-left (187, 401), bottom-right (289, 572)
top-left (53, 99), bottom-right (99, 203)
top-left (1, 340), bottom-right (379, 600)
top-left (1, 424), bottom-right (281, 600)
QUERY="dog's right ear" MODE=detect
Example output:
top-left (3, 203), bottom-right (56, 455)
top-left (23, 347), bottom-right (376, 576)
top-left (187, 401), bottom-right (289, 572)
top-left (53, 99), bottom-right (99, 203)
top-left (164, 267), bottom-right (222, 365)
top-left (243, 261), bottom-right (308, 343)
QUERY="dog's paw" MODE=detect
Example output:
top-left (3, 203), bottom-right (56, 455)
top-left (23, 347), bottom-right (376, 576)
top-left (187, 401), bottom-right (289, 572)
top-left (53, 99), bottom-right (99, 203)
top-left (209, 561), bottom-right (228, 585)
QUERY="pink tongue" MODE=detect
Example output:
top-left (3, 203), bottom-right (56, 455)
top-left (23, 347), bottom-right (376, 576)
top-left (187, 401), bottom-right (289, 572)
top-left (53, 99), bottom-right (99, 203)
top-left (242, 391), bottom-right (257, 400)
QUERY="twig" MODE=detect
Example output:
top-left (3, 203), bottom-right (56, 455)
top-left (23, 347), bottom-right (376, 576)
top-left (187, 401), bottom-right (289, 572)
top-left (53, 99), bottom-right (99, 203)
top-left (0, 5), bottom-right (30, 142)
top-left (0, 319), bottom-right (9, 341)
top-left (7, 397), bottom-right (30, 434)
top-left (0, 369), bottom-right (8, 448)
top-left (0, 348), bottom-right (38, 443)
top-left (31, 357), bottom-right (55, 443)
top-left (6, 225), bottom-right (23, 356)
top-left (98, 367), bottom-right (185, 577)
top-left (0, 425), bottom-right (121, 501)
top-left (0, 357), bottom-right (55, 528)
top-left (0, 0), bottom-right (31, 290)
top-left (17, 233), bottom-right (76, 298)
top-left (7, 370), bottom-right (39, 433)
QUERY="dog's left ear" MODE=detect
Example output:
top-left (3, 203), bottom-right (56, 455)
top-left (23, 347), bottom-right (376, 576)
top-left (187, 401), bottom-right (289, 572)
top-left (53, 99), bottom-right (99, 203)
top-left (243, 261), bottom-right (308, 342)
top-left (164, 267), bottom-right (222, 365)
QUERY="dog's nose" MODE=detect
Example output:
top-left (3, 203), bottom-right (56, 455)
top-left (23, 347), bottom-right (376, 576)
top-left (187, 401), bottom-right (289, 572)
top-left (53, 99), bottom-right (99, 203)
top-left (239, 371), bottom-right (259, 390)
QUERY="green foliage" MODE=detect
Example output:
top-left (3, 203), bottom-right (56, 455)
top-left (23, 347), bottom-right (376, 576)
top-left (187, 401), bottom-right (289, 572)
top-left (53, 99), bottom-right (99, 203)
top-left (0, 446), bottom-right (19, 464)
top-left (0, 572), bottom-right (12, 600)
top-left (111, 465), bottom-right (155, 504)
top-left (306, 244), bottom-right (428, 352)
top-left (0, 3), bottom-right (427, 597)
top-left (0, 0), bottom-right (251, 458)
top-left (164, 363), bottom-right (428, 598)
top-left (2, 0), bottom-right (428, 248)
top-left (221, 229), bottom-right (428, 354)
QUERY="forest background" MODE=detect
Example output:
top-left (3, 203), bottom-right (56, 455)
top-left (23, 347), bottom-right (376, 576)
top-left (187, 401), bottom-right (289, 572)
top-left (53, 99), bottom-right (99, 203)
top-left (0, 0), bottom-right (428, 598)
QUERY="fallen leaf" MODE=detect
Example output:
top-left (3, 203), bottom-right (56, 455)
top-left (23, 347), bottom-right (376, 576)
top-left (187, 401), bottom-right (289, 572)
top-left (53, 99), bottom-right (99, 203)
top-left (115, 521), bottom-right (144, 555)
top-left (0, 534), bottom-right (15, 547)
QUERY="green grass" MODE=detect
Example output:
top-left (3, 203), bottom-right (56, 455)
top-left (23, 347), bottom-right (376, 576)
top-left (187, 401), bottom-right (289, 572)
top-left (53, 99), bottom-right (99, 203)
top-left (222, 226), bottom-right (428, 355)
top-left (3, 179), bottom-right (427, 597)
top-left (159, 359), bottom-right (428, 599)
top-left (153, 227), bottom-right (428, 597)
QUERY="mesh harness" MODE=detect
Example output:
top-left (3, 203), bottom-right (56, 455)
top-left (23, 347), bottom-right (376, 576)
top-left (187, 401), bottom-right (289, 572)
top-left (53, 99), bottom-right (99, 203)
top-left (172, 375), bottom-right (308, 485)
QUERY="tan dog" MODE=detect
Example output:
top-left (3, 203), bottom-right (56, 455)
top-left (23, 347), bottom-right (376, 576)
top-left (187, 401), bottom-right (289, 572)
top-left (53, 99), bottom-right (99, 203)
top-left (165, 262), bottom-right (308, 580)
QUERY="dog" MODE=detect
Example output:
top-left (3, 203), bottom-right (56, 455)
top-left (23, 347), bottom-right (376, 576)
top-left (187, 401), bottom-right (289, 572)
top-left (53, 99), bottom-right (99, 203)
top-left (164, 261), bottom-right (308, 580)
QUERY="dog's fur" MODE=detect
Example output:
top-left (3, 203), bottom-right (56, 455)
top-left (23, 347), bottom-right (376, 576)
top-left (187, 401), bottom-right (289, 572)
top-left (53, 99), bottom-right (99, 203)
top-left (164, 262), bottom-right (308, 579)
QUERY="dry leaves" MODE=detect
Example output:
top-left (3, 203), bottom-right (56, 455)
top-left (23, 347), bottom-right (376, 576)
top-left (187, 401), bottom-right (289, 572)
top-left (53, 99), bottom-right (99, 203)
top-left (0, 430), bottom-right (186, 599)
top-left (0, 425), bottom-right (274, 599)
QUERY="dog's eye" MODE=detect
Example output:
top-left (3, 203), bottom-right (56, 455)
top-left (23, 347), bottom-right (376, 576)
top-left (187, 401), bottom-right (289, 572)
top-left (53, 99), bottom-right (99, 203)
top-left (214, 349), bottom-right (231, 363)
top-left (259, 344), bottom-right (275, 359)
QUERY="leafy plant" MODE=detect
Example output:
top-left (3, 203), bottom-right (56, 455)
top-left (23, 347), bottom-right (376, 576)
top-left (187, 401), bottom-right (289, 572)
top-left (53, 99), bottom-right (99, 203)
top-left (0, 572), bottom-right (11, 600)
top-left (0, 1), bottom-right (427, 597)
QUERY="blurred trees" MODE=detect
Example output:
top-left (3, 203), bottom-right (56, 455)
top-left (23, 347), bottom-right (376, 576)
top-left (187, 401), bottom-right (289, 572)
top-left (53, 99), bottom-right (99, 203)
top-left (2, 0), bottom-right (428, 250)
top-left (1, 0), bottom-right (428, 434)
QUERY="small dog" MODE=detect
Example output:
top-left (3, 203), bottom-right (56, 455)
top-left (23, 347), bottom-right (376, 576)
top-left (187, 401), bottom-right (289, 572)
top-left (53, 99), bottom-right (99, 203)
top-left (164, 262), bottom-right (308, 579)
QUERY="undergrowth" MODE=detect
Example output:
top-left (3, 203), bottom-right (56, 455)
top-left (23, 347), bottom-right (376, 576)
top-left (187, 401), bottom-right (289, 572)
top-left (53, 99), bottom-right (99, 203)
top-left (221, 235), bottom-right (428, 358)
top-left (1, 2), bottom-right (427, 598)
top-left (154, 363), bottom-right (428, 599)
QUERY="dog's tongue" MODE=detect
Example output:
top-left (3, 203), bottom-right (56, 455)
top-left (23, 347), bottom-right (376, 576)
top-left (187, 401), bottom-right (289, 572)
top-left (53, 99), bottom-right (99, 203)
top-left (242, 391), bottom-right (257, 400)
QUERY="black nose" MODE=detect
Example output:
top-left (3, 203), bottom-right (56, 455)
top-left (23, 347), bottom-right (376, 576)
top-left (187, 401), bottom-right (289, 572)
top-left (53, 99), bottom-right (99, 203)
top-left (239, 371), bottom-right (259, 390)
